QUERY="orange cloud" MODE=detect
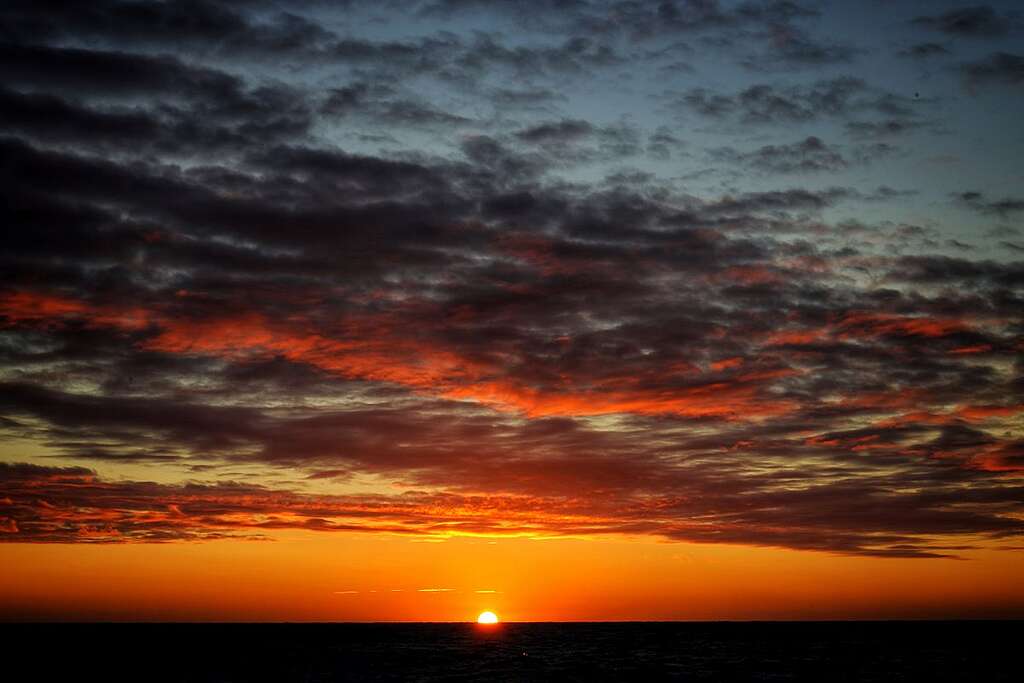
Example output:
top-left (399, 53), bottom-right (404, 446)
top-left (0, 290), bottom-right (153, 330)
top-left (715, 265), bottom-right (785, 286)
top-left (764, 329), bottom-right (826, 346)
top-left (835, 312), bottom-right (971, 339)
top-left (762, 311), bottom-right (991, 351)
top-left (1, 290), bottom-right (794, 420)
top-left (951, 344), bottom-right (992, 354)
top-left (955, 404), bottom-right (1024, 421)
top-left (710, 356), bottom-right (744, 371)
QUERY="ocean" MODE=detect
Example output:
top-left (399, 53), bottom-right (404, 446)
top-left (8, 621), bottom-right (1017, 681)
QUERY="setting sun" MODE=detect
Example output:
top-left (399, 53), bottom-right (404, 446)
top-left (477, 611), bottom-right (499, 624)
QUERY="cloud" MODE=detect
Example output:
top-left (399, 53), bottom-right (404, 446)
top-left (516, 119), bottom-right (595, 145)
top-left (711, 136), bottom-right (849, 173)
top-left (892, 255), bottom-right (1024, 287)
top-left (0, 0), bottom-right (1021, 567)
top-left (3, 457), bottom-right (1022, 558)
top-left (739, 26), bottom-right (860, 71)
top-left (0, 44), bottom-right (313, 157)
top-left (677, 77), bottom-right (923, 125)
top-left (960, 52), bottom-right (1024, 88)
top-left (845, 119), bottom-right (926, 138)
top-left (321, 82), bottom-right (472, 129)
top-left (510, 119), bottom-right (644, 165)
top-left (900, 42), bottom-right (952, 59)
top-left (912, 6), bottom-right (1018, 38)
top-left (0, 0), bottom-right (336, 57)
top-left (421, 0), bottom-right (819, 38)
top-left (0, 43), bottom-right (241, 101)
top-left (955, 191), bottom-right (1024, 216)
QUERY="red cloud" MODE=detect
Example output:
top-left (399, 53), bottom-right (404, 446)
top-left (3, 462), bottom-right (1019, 556)
top-left (835, 312), bottom-right (971, 339)
top-left (1, 290), bottom-right (794, 420)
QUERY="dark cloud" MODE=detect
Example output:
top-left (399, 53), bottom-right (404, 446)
top-left (455, 33), bottom-right (623, 78)
top-left (852, 141), bottom-right (899, 164)
top-left (890, 255), bottom-right (1024, 288)
top-left (421, 0), bottom-right (819, 38)
top-left (4, 448), bottom-right (1024, 556)
top-left (516, 119), bottom-right (595, 144)
top-left (414, 0), bottom-right (853, 76)
top-left (0, 0), bottom-right (335, 56)
top-left (489, 86), bottom-right (564, 109)
top-left (0, 44), bottom-right (313, 154)
top-left (900, 42), bottom-right (952, 58)
top-left (0, 42), bottom-right (238, 99)
top-left (504, 119), bottom-right (643, 165)
top-left (740, 26), bottom-right (860, 70)
top-left (845, 119), bottom-right (926, 138)
top-left (712, 136), bottom-right (848, 173)
top-left (912, 5), bottom-right (1018, 38)
top-left (960, 51), bottom-right (1024, 87)
top-left (646, 127), bottom-right (687, 160)
top-left (678, 77), bottom-right (923, 124)
top-left (867, 186), bottom-right (918, 201)
top-left (616, 0), bottom-right (813, 33)
top-left (323, 82), bottom-right (472, 129)
top-left (956, 191), bottom-right (1024, 216)
top-left (0, 85), bottom-right (309, 156)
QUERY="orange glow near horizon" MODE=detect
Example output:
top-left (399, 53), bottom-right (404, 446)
top-left (2, 532), bottom-right (1024, 622)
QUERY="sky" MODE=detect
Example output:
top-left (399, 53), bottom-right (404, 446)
top-left (0, 0), bottom-right (1023, 622)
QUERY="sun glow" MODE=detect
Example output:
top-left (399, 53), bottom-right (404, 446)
top-left (477, 611), bottom-right (499, 624)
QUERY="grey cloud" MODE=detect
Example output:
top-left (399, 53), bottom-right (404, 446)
top-left (712, 136), bottom-right (848, 173)
top-left (961, 51), bottom-right (1024, 87)
top-left (678, 77), bottom-right (922, 124)
top-left (912, 5), bottom-right (1018, 38)
top-left (956, 191), bottom-right (1024, 216)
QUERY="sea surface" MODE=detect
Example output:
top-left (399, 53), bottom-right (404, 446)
top-left (7, 621), bottom-right (1017, 681)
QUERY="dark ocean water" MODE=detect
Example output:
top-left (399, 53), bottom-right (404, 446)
top-left (8, 621), bottom-right (1017, 681)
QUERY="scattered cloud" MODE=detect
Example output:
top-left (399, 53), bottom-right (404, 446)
top-left (955, 191), bottom-right (1024, 216)
top-left (712, 136), bottom-right (849, 173)
top-left (0, 0), bottom-right (1021, 567)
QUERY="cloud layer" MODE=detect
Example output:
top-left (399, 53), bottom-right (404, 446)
top-left (1, 0), bottom-right (1022, 559)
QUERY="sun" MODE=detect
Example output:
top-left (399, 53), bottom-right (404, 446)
top-left (477, 611), bottom-right (499, 624)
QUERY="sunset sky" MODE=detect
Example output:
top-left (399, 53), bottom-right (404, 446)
top-left (1, 0), bottom-right (1023, 622)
